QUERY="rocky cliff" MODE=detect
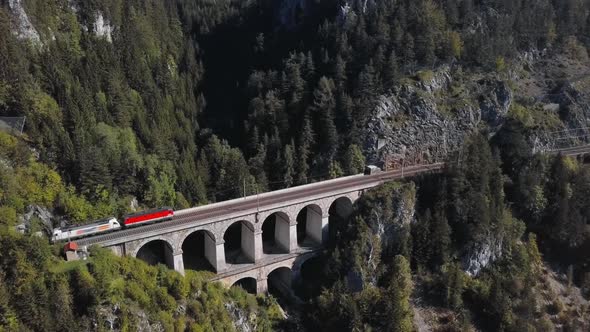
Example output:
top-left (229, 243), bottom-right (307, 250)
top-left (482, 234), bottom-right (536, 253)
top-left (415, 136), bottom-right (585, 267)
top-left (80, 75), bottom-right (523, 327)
top-left (364, 51), bottom-right (590, 165)
top-left (364, 66), bottom-right (512, 165)
top-left (7, 0), bottom-right (40, 44)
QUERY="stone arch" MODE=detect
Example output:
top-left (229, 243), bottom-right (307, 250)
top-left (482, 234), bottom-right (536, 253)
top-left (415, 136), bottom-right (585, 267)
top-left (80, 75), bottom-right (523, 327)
top-left (296, 255), bottom-right (326, 300)
top-left (261, 211), bottom-right (292, 254)
top-left (129, 235), bottom-right (176, 258)
top-left (135, 239), bottom-right (176, 269)
top-left (231, 277), bottom-right (257, 294)
top-left (181, 229), bottom-right (217, 272)
top-left (328, 196), bottom-right (354, 244)
top-left (267, 267), bottom-right (292, 298)
top-left (329, 196), bottom-right (354, 219)
top-left (296, 204), bottom-right (324, 246)
top-left (223, 220), bottom-right (256, 264)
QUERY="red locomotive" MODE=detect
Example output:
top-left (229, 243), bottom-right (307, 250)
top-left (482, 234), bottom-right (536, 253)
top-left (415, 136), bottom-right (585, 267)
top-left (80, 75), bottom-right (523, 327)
top-left (123, 207), bottom-right (174, 227)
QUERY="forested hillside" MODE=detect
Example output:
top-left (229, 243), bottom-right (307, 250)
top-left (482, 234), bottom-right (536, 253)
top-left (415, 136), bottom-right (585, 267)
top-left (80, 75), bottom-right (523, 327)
top-left (1, 0), bottom-right (590, 331)
top-left (1, 0), bottom-right (589, 216)
top-left (301, 134), bottom-right (590, 331)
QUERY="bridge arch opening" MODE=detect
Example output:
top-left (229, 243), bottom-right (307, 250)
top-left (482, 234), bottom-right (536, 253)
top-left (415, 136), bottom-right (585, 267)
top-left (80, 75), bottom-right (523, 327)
top-left (231, 277), bottom-right (257, 294)
top-left (262, 212), bottom-right (290, 254)
top-left (296, 204), bottom-right (323, 246)
top-left (267, 267), bottom-right (292, 299)
top-left (181, 230), bottom-right (216, 272)
top-left (328, 197), bottom-right (354, 244)
top-left (224, 220), bottom-right (255, 264)
top-left (295, 256), bottom-right (326, 300)
top-left (136, 240), bottom-right (175, 269)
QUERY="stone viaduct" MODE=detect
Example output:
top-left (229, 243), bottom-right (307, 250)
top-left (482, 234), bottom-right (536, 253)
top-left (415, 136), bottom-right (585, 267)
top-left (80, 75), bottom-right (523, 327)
top-left (75, 164), bottom-right (443, 295)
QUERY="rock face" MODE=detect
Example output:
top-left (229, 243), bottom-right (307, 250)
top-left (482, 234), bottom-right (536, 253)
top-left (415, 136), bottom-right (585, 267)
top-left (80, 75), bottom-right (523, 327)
top-left (225, 302), bottom-right (256, 332)
top-left (93, 13), bottom-right (113, 42)
top-left (95, 304), bottom-right (153, 332)
top-left (363, 67), bottom-right (512, 164)
top-left (17, 205), bottom-right (55, 235)
top-left (348, 183), bottom-right (416, 290)
top-left (462, 232), bottom-right (504, 276)
top-left (7, 0), bottom-right (41, 44)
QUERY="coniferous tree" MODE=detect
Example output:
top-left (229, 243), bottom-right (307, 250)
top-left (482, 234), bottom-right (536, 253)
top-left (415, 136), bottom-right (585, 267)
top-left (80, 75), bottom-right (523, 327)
top-left (412, 209), bottom-right (433, 271)
top-left (296, 113), bottom-right (314, 184)
top-left (543, 155), bottom-right (571, 244)
top-left (283, 142), bottom-right (295, 188)
top-left (335, 92), bottom-right (353, 137)
top-left (79, 146), bottom-right (112, 198)
top-left (384, 50), bottom-right (400, 87)
top-left (387, 255), bottom-right (414, 332)
top-left (431, 206), bottom-right (452, 267)
top-left (444, 262), bottom-right (465, 310)
top-left (342, 144), bottom-right (365, 175)
top-left (311, 77), bottom-right (338, 161)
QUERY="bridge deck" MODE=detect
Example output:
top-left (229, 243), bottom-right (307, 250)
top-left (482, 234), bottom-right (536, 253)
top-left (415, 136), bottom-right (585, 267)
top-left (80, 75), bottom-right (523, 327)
top-left (72, 142), bottom-right (589, 249)
top-left (76, 163), bottom-right (444, 247)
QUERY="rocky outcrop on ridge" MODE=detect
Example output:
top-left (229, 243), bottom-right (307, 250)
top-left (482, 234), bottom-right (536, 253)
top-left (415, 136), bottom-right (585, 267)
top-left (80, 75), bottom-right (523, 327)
top-left (363, 66), bottom-right (512, 165)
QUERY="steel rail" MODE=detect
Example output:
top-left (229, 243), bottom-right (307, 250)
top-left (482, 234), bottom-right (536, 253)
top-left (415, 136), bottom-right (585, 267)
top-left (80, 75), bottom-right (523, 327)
top-left (76, 163), bottom-right (443, 246)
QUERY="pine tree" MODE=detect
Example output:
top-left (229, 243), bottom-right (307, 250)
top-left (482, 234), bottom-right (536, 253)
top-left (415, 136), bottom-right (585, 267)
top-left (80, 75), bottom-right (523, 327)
top-left (444, 262), bottom-right (465, 310)
top-left (177, 151), bottom-right (201, 204)
top-left (249, 142), bottom-right (268, 190)
top-left (544, 155), bottom-right (572, 245)
top-left (311, 77), bottom-right (338, 160)
top-left (334, 55), bottom-right (347, 88)
top-left (296, 113), bottom-right (314, 184)
top-left (342, 144), bottom-right (365, 175)
top-left (247, 125), bottom-right (260, 157)
top-left (431, 206), bottom-right (451, 267)
top-left (328, 160), bottom-right (344, 179)
top-left (412, 209), bottom-right (433, 271)
top-left (305, 51), bottom-right (315, 81)
top-left (79, 145), bottom-right (112, 198)
top-left (335, 92), bottom-right (353, 137)
top-left (402, 33), bottom-right (416, 69)
top-left (266, 126), bottom-right (283, 188)
top-left (384, 50), bottom-right (400, 88)
top-left (356, 62), bottom-right (377, 100)
top-left (527, 233), bottom-right (542, 276)
top-left (387, 255), bottom-right (414, 332)
top-left (283, 142), bottom-right (295, 188)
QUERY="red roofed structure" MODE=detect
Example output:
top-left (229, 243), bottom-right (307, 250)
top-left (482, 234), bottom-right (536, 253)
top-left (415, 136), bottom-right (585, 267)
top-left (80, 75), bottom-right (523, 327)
top-left (64, 242), bottom-right (78, 252)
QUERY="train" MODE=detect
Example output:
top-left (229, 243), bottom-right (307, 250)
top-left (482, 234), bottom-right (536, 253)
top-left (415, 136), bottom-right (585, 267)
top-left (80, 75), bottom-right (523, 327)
top-left (51, 207), bottom-right (174, 242)
top-left (364, 165), bottom-right (382, 175)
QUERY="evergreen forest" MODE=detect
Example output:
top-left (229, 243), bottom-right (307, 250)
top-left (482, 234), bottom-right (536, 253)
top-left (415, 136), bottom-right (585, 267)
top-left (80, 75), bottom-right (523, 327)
top-left (1, 0), bottom-right (590, 331)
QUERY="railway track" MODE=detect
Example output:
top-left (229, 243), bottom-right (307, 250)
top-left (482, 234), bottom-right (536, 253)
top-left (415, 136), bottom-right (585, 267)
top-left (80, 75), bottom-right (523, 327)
top-left (76, 163), bottom-right (444, 247)
top-left (72, 144), bottom-right (590, 248)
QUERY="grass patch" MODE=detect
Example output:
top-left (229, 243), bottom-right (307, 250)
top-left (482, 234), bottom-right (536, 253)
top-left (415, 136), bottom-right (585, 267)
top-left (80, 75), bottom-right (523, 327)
top-left (417, 70), bottom-right (435, 82)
